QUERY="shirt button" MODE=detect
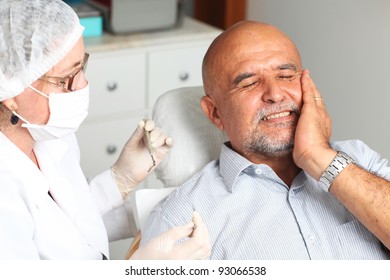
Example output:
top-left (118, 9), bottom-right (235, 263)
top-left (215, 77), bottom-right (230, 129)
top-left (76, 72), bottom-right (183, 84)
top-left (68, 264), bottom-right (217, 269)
top-left (255, 169), bottom-right (262, 175)
top-left (308, 235), bottom-right (316, 244)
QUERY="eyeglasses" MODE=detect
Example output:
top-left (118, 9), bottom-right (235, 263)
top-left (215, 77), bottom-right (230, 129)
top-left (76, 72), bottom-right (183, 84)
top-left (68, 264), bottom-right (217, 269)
top-left (39, 53), bottom-right (89, 92)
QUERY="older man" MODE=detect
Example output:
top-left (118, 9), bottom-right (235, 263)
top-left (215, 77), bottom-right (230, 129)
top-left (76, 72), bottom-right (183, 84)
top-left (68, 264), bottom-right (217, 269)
top-left (141, 20), bottom-right (390, 259)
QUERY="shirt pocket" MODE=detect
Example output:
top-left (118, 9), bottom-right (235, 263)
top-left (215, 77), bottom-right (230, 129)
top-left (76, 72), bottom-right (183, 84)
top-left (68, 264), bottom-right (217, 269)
top-left (336, 219), bottom-right (389, 259)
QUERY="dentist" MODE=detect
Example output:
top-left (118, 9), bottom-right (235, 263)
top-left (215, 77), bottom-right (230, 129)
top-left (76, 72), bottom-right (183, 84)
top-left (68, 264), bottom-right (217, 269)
top-left (0, 0), bottom-right (210, 260)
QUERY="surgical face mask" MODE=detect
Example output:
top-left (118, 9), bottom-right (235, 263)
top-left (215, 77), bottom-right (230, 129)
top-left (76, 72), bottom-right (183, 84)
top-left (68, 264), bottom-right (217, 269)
top-left (13, 84), bottom-right (89, 142)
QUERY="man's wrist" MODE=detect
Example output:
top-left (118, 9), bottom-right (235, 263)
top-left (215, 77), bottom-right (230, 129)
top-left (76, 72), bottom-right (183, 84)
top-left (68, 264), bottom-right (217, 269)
top-left (318, 151), bottom-right (355, 192)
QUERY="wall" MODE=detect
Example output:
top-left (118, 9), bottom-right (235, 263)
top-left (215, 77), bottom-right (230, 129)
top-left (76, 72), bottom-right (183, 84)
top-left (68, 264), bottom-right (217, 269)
top-left (247, 0), bottom-right (390, 160)
top-left (184, 0), bottom-right (194, 16)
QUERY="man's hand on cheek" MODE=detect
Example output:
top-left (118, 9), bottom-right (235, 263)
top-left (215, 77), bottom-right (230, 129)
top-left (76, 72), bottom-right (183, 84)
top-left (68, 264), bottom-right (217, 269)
top-left (293, 69), bottom-right (336, 180)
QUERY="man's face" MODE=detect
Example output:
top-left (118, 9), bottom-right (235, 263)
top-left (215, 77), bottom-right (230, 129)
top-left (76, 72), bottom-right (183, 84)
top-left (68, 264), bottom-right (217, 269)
top-left (239, 62), bottom-right (302, 158)
top-left (208, 28), bottom-right (303, 161)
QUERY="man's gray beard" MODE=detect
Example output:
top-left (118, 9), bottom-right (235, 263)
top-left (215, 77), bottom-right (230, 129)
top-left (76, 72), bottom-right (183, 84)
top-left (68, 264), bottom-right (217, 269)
top-left (243, 103), bottom-right (300, 157)
top-left (243, 124), bottom-right (295, 157)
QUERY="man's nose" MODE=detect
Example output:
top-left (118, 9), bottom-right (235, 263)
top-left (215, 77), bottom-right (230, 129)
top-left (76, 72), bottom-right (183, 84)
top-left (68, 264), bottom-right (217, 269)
top-left (261, 78), bottom-right (285, 103)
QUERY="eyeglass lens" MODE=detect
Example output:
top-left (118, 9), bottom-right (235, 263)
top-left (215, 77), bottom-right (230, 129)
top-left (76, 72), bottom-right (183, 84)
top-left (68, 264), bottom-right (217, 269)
top-left (68, 53), bottom-right (89, 91)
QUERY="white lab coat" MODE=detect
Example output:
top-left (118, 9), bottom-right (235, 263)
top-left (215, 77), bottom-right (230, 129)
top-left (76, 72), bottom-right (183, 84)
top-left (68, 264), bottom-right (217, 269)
top-left (0, 132), bottom-right (136, 259)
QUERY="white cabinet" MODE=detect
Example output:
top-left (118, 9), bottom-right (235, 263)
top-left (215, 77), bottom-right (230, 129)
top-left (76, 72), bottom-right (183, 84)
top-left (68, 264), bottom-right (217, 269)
top-left (77, 116), bottom-right (141, 178)
top-left (78, 18), bottom-right (221, 183)
top-left (87, 51), bottom-right (146, 118)
top-left (148, 44), bottom-right (209, 108)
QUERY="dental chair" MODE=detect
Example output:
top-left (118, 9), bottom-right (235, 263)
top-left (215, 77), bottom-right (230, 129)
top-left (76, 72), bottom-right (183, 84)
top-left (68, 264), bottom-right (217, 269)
top-left (125, 86), bottom-right (228, 259)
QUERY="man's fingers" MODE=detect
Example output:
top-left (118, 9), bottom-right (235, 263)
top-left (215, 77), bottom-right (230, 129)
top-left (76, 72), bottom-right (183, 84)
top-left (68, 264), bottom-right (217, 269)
top-left (301, 69), bottom-right (319, 100)
top-left (301, 69), bottom-right (325, 108)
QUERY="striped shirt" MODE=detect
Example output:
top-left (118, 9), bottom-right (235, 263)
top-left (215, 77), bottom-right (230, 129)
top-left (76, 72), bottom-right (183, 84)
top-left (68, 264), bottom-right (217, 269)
top-left (142, 139), bottom-right (390, 259)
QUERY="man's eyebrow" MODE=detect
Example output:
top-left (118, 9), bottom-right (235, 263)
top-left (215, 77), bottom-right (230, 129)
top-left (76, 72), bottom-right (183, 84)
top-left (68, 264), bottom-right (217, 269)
top-left (277, 64), bottom-right (298, 71)
top-left (232, 72), bottom-right (256, 86)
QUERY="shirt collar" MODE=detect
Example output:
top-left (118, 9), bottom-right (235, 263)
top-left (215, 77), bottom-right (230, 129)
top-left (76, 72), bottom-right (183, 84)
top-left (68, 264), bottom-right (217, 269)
top-left (219, 142), bottom-right (308, 192)
top-left (219, 142), bottom-right (253, 192)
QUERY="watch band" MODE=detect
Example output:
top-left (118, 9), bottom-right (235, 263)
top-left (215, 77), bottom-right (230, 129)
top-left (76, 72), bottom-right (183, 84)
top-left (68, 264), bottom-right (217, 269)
top-left (318, 151), bottom-right (354, 192)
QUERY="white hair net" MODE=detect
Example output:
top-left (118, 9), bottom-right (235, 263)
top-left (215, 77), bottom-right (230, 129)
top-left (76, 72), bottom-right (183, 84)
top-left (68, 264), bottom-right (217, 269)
top-left (0, 0), bottom-right (84, 101)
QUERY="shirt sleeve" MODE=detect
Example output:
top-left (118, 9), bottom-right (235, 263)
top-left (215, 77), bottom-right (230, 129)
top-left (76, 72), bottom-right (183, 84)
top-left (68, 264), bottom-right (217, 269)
top-left (139, 204), bottom-right (176, 246)
top-left (88, 169), bottom-right (137, 242)
top-left (334, 139), bottom-right (390, 180)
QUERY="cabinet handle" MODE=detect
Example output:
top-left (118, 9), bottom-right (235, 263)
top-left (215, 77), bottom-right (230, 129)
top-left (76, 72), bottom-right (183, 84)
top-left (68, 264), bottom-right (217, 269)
top-left (179, 71), bottom-right (189, 81)
top-left (106, 144), bottom-right (117, 155)
top-left (107, 81), bottom-right (118, 91)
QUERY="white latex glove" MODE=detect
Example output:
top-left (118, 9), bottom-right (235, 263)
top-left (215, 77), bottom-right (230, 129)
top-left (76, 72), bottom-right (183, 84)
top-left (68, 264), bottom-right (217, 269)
top-left (112, 119), bottom-right (173, 198)
top-left (130, 212), bottom-right (211, 260)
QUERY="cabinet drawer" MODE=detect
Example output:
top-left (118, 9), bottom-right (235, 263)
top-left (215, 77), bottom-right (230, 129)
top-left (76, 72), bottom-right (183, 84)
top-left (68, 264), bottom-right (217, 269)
top-left (147, 45), bottom-right (208, 108)
top-left (76, 117), bottom-right (141, 178)
top-left (86, 52), bottom-right (146, 118)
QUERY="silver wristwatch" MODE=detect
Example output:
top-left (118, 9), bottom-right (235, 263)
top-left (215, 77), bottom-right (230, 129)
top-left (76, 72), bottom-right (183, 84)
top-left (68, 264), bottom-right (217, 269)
top-left (318, 151), bottom-right (354, 192)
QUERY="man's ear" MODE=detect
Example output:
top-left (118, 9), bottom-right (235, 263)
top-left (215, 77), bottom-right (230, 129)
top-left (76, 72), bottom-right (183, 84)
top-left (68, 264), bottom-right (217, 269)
top-left (200, 95), bottom-right (224, 130)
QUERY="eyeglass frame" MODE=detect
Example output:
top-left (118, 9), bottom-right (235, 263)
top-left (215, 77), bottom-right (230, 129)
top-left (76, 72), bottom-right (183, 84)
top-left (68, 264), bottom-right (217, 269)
top-left (38, 53), bottom-right (89, 92)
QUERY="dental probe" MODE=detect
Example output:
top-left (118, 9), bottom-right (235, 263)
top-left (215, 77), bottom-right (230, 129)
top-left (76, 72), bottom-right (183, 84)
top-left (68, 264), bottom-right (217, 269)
top-left (145, 128), bottom-right (156, 172)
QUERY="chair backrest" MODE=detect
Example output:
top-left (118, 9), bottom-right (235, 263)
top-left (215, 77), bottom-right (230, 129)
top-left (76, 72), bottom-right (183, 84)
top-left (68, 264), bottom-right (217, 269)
top-left (152, 86), bottom-right (228, 188)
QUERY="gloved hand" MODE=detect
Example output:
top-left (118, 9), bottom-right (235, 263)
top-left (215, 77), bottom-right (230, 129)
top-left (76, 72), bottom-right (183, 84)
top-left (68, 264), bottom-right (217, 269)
top-left (112, 119), bottom-right (173, 198)
top-left (130, 212), bottom-right (211, 260)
